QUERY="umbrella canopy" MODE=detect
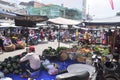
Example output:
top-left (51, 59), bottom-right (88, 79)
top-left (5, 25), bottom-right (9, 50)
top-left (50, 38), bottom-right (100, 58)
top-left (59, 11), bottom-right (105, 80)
top-left (48, 17), bottom-right (80, 25)
top-left (84, 16), bottom-right (120, 26)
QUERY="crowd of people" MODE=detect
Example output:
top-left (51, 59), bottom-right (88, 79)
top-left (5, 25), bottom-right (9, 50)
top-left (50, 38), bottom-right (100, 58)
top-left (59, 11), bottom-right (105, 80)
top-left (0, 27), bottom-right (120, 54)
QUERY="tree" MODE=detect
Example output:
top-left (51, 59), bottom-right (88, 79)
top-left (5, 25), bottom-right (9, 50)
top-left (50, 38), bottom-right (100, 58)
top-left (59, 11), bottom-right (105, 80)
top-left (65, 8), bottom-right (82, 20)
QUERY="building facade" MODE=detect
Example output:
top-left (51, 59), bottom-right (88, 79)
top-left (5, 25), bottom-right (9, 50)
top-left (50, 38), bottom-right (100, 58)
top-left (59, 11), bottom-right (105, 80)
top-left (28, 5), bottom-right (65, 18)
top-left (0, 0), bottom-right (27, 15)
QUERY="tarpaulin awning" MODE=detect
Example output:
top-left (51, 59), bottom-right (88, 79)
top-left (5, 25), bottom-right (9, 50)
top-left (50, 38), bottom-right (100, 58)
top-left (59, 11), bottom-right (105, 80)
top-left (0, 10), bottom-right (48, 27)
top-left (15, 14), bottom-right (48, 27)
top-left (48, 17), bottom-right (80, 25)
top-left (84, 16), bottom-right (120, 26)
top-left (15, 14), bottom-right (48, 22)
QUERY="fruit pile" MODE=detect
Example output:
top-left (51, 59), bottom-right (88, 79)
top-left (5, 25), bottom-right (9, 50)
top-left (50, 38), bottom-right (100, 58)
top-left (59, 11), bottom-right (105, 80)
top-left (0, 52), bottom-right (27, 75)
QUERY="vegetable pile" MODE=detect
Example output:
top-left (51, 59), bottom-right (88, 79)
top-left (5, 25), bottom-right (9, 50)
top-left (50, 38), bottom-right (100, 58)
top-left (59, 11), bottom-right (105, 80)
top-left (42, 47), bottom-right (68, 60)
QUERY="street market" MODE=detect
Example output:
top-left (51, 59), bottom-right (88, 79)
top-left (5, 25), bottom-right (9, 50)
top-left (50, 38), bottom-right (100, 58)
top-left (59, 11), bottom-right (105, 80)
top-left (0, 0), bottom-right (120, 80)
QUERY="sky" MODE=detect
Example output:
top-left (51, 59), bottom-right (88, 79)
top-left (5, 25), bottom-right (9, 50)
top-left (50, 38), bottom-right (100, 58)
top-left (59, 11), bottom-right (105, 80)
top-left (4, 0), bottom-right (120, 19)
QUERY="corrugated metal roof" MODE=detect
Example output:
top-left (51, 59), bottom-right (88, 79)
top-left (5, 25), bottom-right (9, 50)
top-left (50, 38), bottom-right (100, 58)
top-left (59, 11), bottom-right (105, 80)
top-left (85, 16), bottom-right (120, 26)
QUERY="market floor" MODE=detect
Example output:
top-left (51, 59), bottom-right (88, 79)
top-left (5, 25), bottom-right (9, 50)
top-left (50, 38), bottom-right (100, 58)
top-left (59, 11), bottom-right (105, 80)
top-left (0, 40), bottom-right (75, 61)
top-left (0, 40), bottom-right (97, 80)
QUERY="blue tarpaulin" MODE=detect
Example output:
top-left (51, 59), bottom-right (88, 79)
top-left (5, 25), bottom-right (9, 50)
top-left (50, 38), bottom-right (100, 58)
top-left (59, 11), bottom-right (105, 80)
top-left (6, 59), bottom-right (83, 80)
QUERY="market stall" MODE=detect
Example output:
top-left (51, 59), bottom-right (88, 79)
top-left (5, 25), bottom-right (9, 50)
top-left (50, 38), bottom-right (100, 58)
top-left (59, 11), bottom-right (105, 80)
top-left (82, 16), bottom-right (120, 80)
top-left (47, 17), bottom-right (81, 47)
top-left (84, 16), bottom-right (120, 54)
top-left (0, 45), bottom-right (98, 80)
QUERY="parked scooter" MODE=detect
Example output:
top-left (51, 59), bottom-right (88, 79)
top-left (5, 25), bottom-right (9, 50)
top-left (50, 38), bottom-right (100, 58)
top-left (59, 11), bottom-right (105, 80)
top-left (29, 35), bottom-right (38, 45)
top-left (47, 33), bottom-right (56, 41)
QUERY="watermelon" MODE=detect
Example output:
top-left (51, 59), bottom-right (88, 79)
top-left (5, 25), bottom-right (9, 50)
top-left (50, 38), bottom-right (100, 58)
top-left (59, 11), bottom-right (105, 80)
top-left (9, 67), bottom-right (13, 73)
top-left (6, 64), bottom-right (11, 68)
top-left (13, 70), bottom-right (19, 74)
top-left (3, 68), bottom-right (9, 75)
top-left (8, 57), bottom-right (12, 61)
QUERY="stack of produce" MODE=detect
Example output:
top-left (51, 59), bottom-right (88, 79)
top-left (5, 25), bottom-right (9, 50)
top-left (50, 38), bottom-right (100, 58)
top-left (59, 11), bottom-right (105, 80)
top-left (76, 45), bottom-right (92, 55)
top-left (0, 52), bottom-right (27, 75)
top-left (93, 45), bottom-right (110, 56)
top-left (42, 47), bottom-right (68, 60)
top-left (76, 45), bottom-right (92, 63)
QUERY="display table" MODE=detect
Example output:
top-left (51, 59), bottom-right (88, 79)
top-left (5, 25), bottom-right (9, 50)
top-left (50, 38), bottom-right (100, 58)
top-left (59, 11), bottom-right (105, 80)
top-left (67, 64), bottom-right (95, 78)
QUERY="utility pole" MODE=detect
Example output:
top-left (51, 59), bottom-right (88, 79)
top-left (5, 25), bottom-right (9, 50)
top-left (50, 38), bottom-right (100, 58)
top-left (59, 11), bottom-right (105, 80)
top-left (61, 3), bottom-right (65, 18)
top-left (82, 0), bottom-right (87, 20)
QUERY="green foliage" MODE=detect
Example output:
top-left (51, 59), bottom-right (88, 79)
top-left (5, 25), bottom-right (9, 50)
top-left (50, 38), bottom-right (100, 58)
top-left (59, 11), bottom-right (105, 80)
top-left (42, 46), bottom-right (68, 59)
top-left (101, 48), bottom-right (109, 56)
top-left (43, 47), bottom-right (57, 56)
top-left (56, 46), bottom-right (68, 53)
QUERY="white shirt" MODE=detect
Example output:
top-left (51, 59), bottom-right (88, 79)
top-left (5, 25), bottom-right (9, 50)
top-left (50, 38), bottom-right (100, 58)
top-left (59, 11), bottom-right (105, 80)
top-left (20, 52), bottom-right (41, 70)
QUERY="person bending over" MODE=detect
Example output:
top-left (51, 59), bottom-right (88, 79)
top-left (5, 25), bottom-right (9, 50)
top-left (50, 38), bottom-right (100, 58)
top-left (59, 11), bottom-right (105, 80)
top-left (20, 46), bottom-right (41, 77)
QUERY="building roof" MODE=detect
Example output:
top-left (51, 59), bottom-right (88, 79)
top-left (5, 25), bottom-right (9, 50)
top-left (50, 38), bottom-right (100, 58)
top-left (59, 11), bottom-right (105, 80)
top-left (84, 16), bottom-right (120, 26)
top-left (19, 1), bottom-right (45, 7)
top-left (0, 0), bottom-right (10, 5)
top-left (48, 17), bottom-right (80, 25)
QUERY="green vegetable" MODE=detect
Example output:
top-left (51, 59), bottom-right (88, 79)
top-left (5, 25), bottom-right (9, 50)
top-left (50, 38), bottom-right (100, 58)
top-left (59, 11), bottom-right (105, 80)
top-left (101, 48), bottom-right (109, 56)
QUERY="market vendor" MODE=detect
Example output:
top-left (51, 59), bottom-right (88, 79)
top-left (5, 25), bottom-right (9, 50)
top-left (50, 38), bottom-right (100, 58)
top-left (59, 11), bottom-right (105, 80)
top-left (19, 46), bottom-right (41, 78)
top-left (84, 31), bottom-right (90, 44)
top-left (3, 37), bottom-right (12, 46)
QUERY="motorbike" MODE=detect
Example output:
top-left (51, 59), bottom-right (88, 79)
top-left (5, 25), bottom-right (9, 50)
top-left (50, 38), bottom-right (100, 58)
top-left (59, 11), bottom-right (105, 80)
top-left (47, 33), bottom-right (56, 41)
top-left (29, 35), bottom-right (39, 45)
top-left (94, 55), bottom-right (120, 80)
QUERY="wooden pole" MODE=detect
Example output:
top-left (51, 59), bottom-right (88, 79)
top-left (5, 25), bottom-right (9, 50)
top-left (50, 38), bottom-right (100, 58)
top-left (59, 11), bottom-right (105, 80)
top-left (112, 25), bottom-right (117, 54)
top-left (58, 25), bottom-right (61, 47)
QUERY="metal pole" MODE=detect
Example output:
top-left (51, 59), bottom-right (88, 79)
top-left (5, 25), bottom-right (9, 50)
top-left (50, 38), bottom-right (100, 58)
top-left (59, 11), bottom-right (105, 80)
top-left (82, 0), bottom-right (87, 20)
top-left (58, 25), bottom-right (61, 47)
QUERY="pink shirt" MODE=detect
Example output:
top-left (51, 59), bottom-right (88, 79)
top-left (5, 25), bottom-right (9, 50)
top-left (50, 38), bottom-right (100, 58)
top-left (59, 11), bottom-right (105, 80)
top-left (20, 52), bottom-right (41, 70)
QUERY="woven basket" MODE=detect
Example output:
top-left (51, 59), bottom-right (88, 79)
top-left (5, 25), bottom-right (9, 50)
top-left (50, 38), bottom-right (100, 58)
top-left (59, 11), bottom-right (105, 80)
top-left (16, 41), bottom-right (26, 49)
top-left (4, 44), bottom-right (16, 52)
top-left (76, 57), bottom-right (86, 63)
top-left (59, 52), bottom-right (68, 61)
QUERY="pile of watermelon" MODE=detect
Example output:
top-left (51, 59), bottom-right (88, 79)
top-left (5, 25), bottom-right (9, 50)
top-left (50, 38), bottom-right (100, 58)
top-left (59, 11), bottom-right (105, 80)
top-left (0, 52), bottom-right (27, 75)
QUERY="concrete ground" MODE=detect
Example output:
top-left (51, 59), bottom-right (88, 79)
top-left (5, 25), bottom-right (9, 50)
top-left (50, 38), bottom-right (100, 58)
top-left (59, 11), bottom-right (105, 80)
top-left (0, 40), bottom-right (74, 61)
top-left (0, 40), bottom-right (96, 80)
